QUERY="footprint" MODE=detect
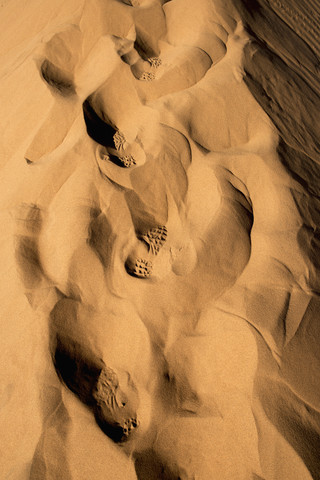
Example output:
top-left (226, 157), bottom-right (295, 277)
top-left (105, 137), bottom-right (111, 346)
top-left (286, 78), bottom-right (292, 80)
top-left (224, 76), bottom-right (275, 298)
top-left (140, 225), bottom-right (167, 255)
top-left (139, 71), bottom-right (156, 81)
top-left (51, 299), bottom-right (150, 445)
top-left (113, 130), bottom-right (128, 151)
top-left (125, 225), bottom-right (168, 278)
top-left (93, 366), bottom-right (140, 443)
top-left (125, 256), bottom-right (153, 279)
top-left (147, 56), bottom-right (162, 68)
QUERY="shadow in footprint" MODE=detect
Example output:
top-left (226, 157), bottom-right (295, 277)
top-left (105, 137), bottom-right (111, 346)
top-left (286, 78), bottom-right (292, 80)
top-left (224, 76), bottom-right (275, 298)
top-left (134, 449), bottom-right (180, 480)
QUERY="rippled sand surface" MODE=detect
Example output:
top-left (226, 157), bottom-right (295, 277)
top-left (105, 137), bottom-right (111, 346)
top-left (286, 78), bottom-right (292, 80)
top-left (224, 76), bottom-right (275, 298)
top-left (1, 1), bottom-right (320, 479)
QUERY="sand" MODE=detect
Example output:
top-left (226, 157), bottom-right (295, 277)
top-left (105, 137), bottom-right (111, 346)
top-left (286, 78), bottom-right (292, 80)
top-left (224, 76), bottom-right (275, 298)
top-left (0, 0), bottom-right (320, 478)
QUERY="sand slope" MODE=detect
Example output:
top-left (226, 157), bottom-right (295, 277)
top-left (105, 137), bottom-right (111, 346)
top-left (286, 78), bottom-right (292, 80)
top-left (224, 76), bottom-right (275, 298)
top-left (1, 0), bottom-right (320, 479)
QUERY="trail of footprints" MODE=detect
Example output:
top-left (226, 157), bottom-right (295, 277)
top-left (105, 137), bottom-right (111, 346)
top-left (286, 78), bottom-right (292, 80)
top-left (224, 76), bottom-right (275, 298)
top-left (22, 0), bottom-right (221, 458)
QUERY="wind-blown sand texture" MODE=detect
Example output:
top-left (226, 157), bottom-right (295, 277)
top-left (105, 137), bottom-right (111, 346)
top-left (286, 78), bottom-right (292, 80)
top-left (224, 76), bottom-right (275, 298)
top-left (1, 0), bottom-right (320, 478)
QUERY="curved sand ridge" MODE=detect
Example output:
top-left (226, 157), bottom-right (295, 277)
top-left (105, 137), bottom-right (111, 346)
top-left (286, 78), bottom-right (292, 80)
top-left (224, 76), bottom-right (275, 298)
top-left (0, 0), bottom-right (318, 479)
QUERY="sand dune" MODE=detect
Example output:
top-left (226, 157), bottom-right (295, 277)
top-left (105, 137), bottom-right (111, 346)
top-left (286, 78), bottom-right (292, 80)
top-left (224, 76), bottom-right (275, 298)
top-left (1, 0), bottom-right (320, 478)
